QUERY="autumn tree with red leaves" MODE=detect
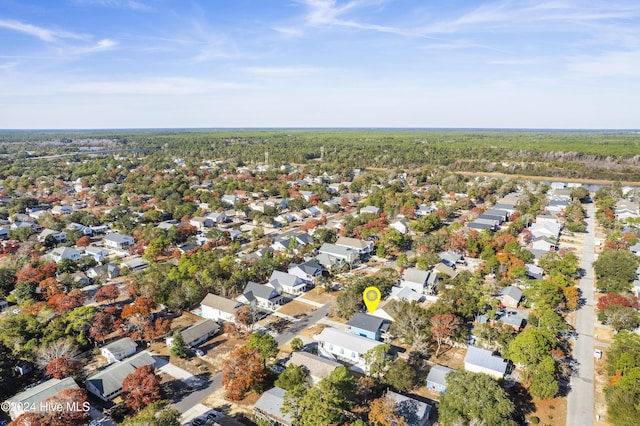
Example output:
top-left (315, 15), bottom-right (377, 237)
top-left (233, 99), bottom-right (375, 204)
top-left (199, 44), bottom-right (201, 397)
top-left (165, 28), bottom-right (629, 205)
top-left (431, 314), bottom-right (460, 357)
top-left (38, 277), bottom-right (64, 300)
top-left (75, 236), bottom-right (92, 247)
top-left (46, 356), bottom-right (80, 379)
top-left (44, 388), bottom-right (90, 425)
top-left (597, 293), bottom-right (632, 310)
top-left (90, 311), bottom-right (119, 343)
top-left (222, 346), bottom-right (266, 400)
top-left (143, 317), bottom-right (171, 342)
top-left (122, 364), bottom-right (161, 412)
top-left (48, 290), bottom-right (85, 313)
top-left (16, 262), bottom-right (57, 284)
top-left (95, 284), bottom-right (119, 304)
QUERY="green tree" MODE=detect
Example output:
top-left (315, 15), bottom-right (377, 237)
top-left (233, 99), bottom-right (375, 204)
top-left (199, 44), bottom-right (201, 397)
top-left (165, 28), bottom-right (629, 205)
top-left (364, 344), bottom-right (390, 379)
top-left (383, 358), bottom-right (416, 392)
top-left (297, 366), bottom-right (356, 426)
top-left (246, 331), bottom-right (278, 363)
top-left (119, 400), bottom-right (180, 426)
top-left (289, 337), bottom-right (304, 351)
top-left (439, 370), bottom-right (516, 426)
top-left (0, 268), bottom-right (16, 299)
top-left (170, 331), bottom-right (188, 359)
top-left (529, 356), bottom-right (559, 399)
top-left (275, 364), bottom-right (308, 391)
top-left (593, 249), bottom-right (640, 293)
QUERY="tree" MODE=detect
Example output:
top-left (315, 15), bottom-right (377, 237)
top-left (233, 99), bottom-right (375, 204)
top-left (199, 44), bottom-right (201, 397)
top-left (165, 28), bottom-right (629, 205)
top-left (122, 364), bottom-right (161, 412)
top-left (597, 293), bottom-right (633, 311)
top-left (120, 400), bottom-right (180, 426)
top-left (387, 300), bottom-right (431, 344)
top-left (48, 291), bottom-right (84, 313)
top-left (170, 331), bottom-right (188, 359)
top-left (246, 331), bottom-right (278, 363)
top-left (438, 370), bottom-right (516, 426)
top-left (144, 317), bottom-right (171, 342)
top-left (38, 277), bottom-right (64, 300)
top-left (289, 337), bottom-right (304, 351)
top-left (364, 344), bottom-right (391, 379)
top-left (593, 249), bottom-right (640, 293)
top-left (222, 346), bottom-right (266, 400)
top-left (95, 284), bottom-right (119, 304)
top-left (564, 286), bottom-right (580, 310)
top-left (43, 388), bottom-right (90, 426)
top-left (528, 356), bottom-right (559, 399)
top-left (36, 338), bottom-right (79, 369)
top-left (297, 366), bottom-right (356, 426)
top-left (383, 358), bottom-right (416, 392)
top-left (600, 305), bottom-right (640, 332)
top-left (56, 258), bottom-right (79, 274)
top-left (275, 364), bottom-right (309, 391)
top-left (46, 356), bottom-right (80, 379)
top-left (368, 395), bottom-right (408, 426)
top-left (0, 267), bottom-right (16, 298)
top-left (90, 311), bottom-right (117, 343)
top-left (75, 235), bottom-right (92, 247)
top-left (430, 314), bottom-right (460, 357)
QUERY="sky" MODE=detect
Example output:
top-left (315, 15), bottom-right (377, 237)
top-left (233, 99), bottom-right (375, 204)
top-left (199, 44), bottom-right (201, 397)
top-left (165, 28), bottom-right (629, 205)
top-left (1, 0), bottom-right (639, 129)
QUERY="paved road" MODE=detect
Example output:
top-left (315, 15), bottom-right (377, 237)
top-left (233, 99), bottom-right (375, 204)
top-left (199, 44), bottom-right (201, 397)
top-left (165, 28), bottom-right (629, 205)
top-left (567, 201), bottom-right (596, 426)
top-left (172, 301), bottom-right (332, 414)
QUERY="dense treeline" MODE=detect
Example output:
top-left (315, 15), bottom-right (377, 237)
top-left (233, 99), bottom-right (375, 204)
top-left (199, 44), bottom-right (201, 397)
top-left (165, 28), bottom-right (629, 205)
top-left (1, 130), bottom-right (640, 181)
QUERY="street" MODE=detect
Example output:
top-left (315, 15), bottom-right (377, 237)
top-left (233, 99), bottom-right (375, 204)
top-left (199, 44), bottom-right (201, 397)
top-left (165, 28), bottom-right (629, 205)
top-left (566, 201), bottom-right (596, 425)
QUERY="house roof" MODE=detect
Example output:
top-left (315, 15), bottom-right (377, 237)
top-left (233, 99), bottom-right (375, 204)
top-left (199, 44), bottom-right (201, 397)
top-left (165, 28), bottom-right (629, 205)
top-left (426, 364), bottom-right (453, 387)
top-left (286, 351), bottom-right (341, 381)
top-left (50, 246), bottom-right (81, 258)
top-left (242, 281), bottom-right (281, 301)
top-left (180, 319), bottom-right (219, 345)
top-left (104, 233), bottom-right (134, 244)
top-left (316, 327), bottom-right (385, 354)
top-left (347, 313), bottom-right (387, 333)
top-left (386, 391), bottom-right (432, 423)
top-left (464, 346), bottom-right (508, 375)
top-left (269, 270), bottom-right (305, 290)
top-left (289, 259), bottom-right (324, 276)
top-left (499, 285), bottom-right (523, 302)
top-left (335, 236), bottom-right (371, 250)
top-left (390, 286), bottom-right (424, 302)
top-left (253, 387), bottom-right (292, 424)
top-left (433, 263), bottom-right (458, 278)
top-left (438, 251), bottom-right (463, 264)
top-left (201, 293), bottom-right (242, 314)
top-left (86, 351), bottom-right (155, 397)
top-left (319, 243), bottom-right (355, 259)
top-left (102, 337), bottom-right (137, 355)
top-left (6, 377), bottom-right (79, 406)
top-left (402, 268), bottom-right (431, 285)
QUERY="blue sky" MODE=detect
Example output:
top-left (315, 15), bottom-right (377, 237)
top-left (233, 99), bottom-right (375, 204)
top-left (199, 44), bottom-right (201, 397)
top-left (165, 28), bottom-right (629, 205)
top-left (1, 0), bottom-right (639, 129)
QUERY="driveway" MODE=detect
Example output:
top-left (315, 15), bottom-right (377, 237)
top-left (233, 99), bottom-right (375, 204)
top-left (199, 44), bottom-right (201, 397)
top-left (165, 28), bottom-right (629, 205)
top-left (567, 201), bottom-right (596, 425)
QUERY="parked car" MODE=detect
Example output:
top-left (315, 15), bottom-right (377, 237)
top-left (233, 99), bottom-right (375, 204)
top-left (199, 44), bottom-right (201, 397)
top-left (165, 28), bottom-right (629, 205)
top-left (194, 349), bottom-right (204, 357)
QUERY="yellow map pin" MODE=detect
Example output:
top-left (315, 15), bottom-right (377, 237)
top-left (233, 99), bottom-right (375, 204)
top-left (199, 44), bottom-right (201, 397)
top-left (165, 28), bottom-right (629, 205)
top-left (363, 286), bottom-right (381, 314)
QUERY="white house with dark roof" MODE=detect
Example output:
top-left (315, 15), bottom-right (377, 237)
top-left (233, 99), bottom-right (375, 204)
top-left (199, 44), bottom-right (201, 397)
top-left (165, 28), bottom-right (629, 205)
top-left (104, 233), bottom-right (135, 250)
top-left (288, 259), bottom-right (324, 284)
top-left (121, 257), bottom-right (150, 272)
top-left (38, 228), bottom-right (67, 243)
top-left (49, 246), bottom-right (83, 263)
top-left (83, 246), bottom-right (111, 263)
top-left (4, 377), bottom-right (80, 420)
top-left (166, 318), bottom-right (219, 348)
top-left (269, 270), bottom-right (307, 295)
top-left (201, 293), bottom-right (243, 323)
top-left (189, 216), bottom-right (214, 231)
top-left (85, 351), bottom-right (155, 401)
top-left (237, 281), bottom-right (283, 309)
top-left (316, 327), bottom-right (386, 371)
top-left (464, 346), bottom-right (508, 379)
top-left (101, 337), bottom-right (137, 364)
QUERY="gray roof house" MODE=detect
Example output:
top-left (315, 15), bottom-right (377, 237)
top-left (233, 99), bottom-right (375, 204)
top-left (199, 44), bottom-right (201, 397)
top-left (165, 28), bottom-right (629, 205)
top-left (346, 313), bottom-right (390, 341)
top-left (498, 285), bottom-right (523, 308)
top-left (49, 246), bottom-right (83, 263)
top-left (85, 351), bottom-right (155, 401)
top-left (386, 391), bottom-right (432, 426)
top-left (286, 352), bottom-right (341, 385)
top-left (316, 327), bottom-right (385, 372)
top-left (399, 268), bottom-right (438, 295)
top-left (288, 260), bottom-right (325, 283)
top-left (167, 319), bottom-right (219, 348)
top-left (101, 337), bottom-right (137, 364)
top-left (426, 364), bottom-right (453, 393)
top-left (253, 387), bottom-right (292, 426)
top-left (269, 270), bottom-right (308, 295)
top-left (525, 264), bottom-right (544, 280)
top-left (237, 281), bottom-right (283, 309)
top-left (4, 377), bottom-right (80, 420)
top-left (464, 346), bottom-right (508, 379)
top-left (104, 233), bottom-right (135, 250)
top-left (318, 243), bottom-right (359, 264)
top-left (335, 236), bottom-right (374, 255)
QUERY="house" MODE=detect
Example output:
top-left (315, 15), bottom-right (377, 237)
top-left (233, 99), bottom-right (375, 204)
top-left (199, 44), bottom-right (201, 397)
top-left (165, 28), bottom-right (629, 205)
top-left (346, 313), bottom-right (390, 341)
top-left (390, 219), bottom-right (410, 235)
top-left (49, 246), bottom-right (83, 263)
top-left (285, 352), bottom-right (341, 385)
top-left (121, 257), bottom-right (150, 272)
top-left (426, 364), bottom-right (453, 393)
top-left (335, 236), bottom-right (374, 255)
top-left (318, 243), bottom-right (359, 264)
top-left (525, 264), bottom-right (544, 280)
top-left (434, 262), bottom-right (458, 279)
top-left (0, 227), bottom-right (8, 240)
top-left (221, 194), bottom-right (239, 206)
top-left (237, 281), bottom-right (283, 309)
top-left (498, 285), bottom-right (523, 308)
top-left (83, 246), bottom-right (111, 263)
top-left (104, 233), bottom-right (135, 250)
top-left (399, 268), bottom-right (438, 295)
top-left (101, 337), bottom-right (137, 364)
top-left (360, 205), bottom-right (381, 216)
top-left (630, 242), bottom-right (640, 255)
top-left (38, 229), bottom-right (67, 243)
top-left (4, 377), bottom-right (80, 420)
top-left (253, 387), bottom-right (292, 426)
top-left (269, 270), bottom-right (308, 295)
top-left (530, 236), bottom-right (558, 252)
top-left (497, 309), bottom-right (528, 331)
top-left (0, 299), bottom-right (8, 312)
top-left (201, 293), bottom-right (243, 323)
top-left (51, 205), bottom-right (73, 215)
top-left (464, 346), bottom-right (508, 379)
top-left (86, 264), bottom-right (120, 280)
top-left (316, 327), bottom-right (386, 370)
top-left (389, 286), bottom-right (424, 303)
top-left (189, 216), bottom-right (214, 231)
top-left (85, 351), bottom-right (155, 401)
top-left (288, 260), bottom-right (325, 284)
top-left (386, 391), bottom-right (432, 426)
top-left (206, 212), bottom-right (228, 224)
top-left (166, 319), bottom-right (219, 348)
top-left (157, 220), bottom-right (179, 231)
top-left (467, 218), bottom-right (499, 231)
top-left (416, 204), bottom-right (435, 217)
top-left (438, 251), bottom-right (466, 267)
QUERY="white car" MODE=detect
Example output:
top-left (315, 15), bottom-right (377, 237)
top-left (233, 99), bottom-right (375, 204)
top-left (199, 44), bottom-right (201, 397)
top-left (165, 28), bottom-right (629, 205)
top-left (594, 349), bottom-right (602, 359)
top-left (194, 349), bottom-right (204, 357)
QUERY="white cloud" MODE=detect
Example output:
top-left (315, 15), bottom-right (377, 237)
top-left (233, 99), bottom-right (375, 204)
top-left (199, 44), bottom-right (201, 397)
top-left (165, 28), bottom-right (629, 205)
top-left (568, 50), bottom-right (640, 77)
top-left (72, 0), bottom-right (152, 12)
top-left (0, 19), bottom-right (82, 42)
top-left (70, 39), bottom-right (118, 55)
top-left (66, 77), bottom-right (251, 95)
